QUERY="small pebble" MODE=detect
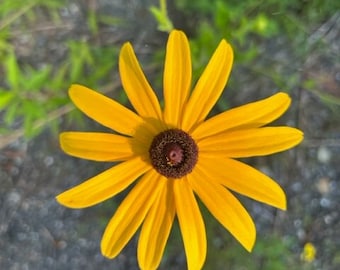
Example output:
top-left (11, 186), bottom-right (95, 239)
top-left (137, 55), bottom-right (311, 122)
top-left (6, 191), bottom-right (21, 206)
top-left (317, 146), bottom-right (331, 163)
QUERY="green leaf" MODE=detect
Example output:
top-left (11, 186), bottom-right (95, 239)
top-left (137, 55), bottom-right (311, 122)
top-left (4, 100), bottom-right (19, 125)
top-left (149, 0), bottom-right (173, 32)
top-left (0, 91), bottom-right (15, 110)
top-left (68, 41), bottom-right (94, 81)
top-left (25, 65), bottom-right (52, 90)
top-left (4, 50), bottom-right (21, 88)
top-left (50, 63), bottom-right (68, 91)
top-left (87, 9), bottom-right (98, 34)
top-left (98, 15), bottom-right (122, 26)
top-left (310, 89), bottom-right (340, 106)
top-left (22, 99), bottom-right (46, 136)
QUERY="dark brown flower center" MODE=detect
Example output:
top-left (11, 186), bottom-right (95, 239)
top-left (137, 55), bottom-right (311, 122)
top-left (165, 143), bottom-right (184, 166)
top-left (149, 129), bottom-right (198, 178)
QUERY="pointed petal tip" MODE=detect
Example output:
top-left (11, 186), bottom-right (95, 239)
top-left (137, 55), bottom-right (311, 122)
top-left (101, 240), bottom-right (116, 259)
top-left (277, 182), bottom-right (287, 211)
top-left (68, 84), bottom-right (97, 106)
top-left (55, 193), bottom-right (66, 205)
top-left (292, 128), bottom-right (304, 146)
top-left (119, 38), bottom-right (162, 120)
top-left (68, 84), bottom-right (77, 98)
top-left (258, 180), bottom-right (286, 209)
top-left (268, 180), bottom-right (287, 211)
top-left (240, 228), bottom-right (256, 253)
top-left (277, 127), bottom-right (304, 151)
top-left (69, 83), bottom-right (79, 91)
top-left (181, 36), bottom-right (234, 131)
top-left (68, 84), bottom-right (88, 96)
top-left (241, 225), bottom-right (256, 253)
top-left (59, 132), bottom-right (71, 154)
top-left (59, 132), bottom-right (65, 146)
top-left (245, 242), bottom-right (255, 253)
top-left (100, 227), bottom-right (120, 260)
top-left (122, 41), bottom-right (132, 48)
top-left (279, 91), bottom-right (290, 99)
top-left (120, 42), bottom-right (134, 59)
top-left (55, 193), bottom-right (78, 208)
top-left (276, 91), bottom-right (291, 106)
top-left (276, 193), bottom-right (287, 211)
top-left (170, 29), bottom-right (185, 36)
top-left (55, 192), bottom-right (87, 209)
top-left (220, 39), bottom-right (234, 57)
top-left (276, 91), bottom-right (290, 98)
top-left (55, 194), bottom-right (63, 204)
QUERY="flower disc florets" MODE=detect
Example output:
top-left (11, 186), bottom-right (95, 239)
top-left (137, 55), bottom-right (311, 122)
top-left (149, 129), bottom-right (198, 178)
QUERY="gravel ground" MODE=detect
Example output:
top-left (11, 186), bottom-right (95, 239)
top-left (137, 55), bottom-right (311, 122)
top-left (1, 1), bottom-right (339, 270)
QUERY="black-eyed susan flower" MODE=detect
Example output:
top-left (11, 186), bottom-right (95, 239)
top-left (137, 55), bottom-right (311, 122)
top-left (56, 30), bottom-right (303, 270)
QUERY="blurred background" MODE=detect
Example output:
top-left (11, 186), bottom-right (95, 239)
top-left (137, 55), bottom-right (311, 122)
top-left (0, 0), bottom-right (339, 269)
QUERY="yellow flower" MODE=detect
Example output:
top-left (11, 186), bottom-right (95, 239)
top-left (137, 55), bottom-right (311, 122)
top-left (56, 30), bottom-right (303, 270)
top-left (301, 242), bottom-right (316, 262)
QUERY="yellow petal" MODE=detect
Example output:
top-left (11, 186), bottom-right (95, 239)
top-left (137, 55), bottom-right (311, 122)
top-left (189, 167), bottom-right (256, 251)
top-left (56, 156), bottom-right (150, 208)
top-left (101, 170), bottom-right (163, 259)
top-left (129, 116), bottom-right (166, 151)
top-left (181, 40), bottom-right (233, 132)
top-left (163, 30), bottom-right (192, 127)
top-left (69, 84), bottom-right (144, 136)
top-left (198, 127), bottom-right (303, 158)
top-left (198, 156), bottom-right (286, 210)
top-left (60, 132), bottom-right (134, 161)
top-left (138, 178), bottom-right (176, 270)
top-left (174, 178), bottom-right (206, 270)
top-left (119, 43), bottom-right (162, 120)
top-left (192, 92), bottom-right (291, 139)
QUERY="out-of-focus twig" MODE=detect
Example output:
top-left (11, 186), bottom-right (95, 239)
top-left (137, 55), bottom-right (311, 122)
top-left (302, 138), bottom-right (340, 147)
top-left (0, 1), bottom-right (37, 30)
top-left (0, 104), bottom-right (73, 149)
top-left (0, 80), bottom-right (122, 150)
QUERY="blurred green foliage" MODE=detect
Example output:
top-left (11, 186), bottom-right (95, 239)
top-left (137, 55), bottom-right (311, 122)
top-left (0, 0), bottom-right (338, 142)
top-left (150, 0), bottom-right (173, 32)
top-left (176, 0), bottom-right (339, 92)
top-left (0, 0), bottom-right (119, 139)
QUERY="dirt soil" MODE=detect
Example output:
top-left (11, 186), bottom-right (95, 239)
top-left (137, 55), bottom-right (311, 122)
top-left (1, 1), bottom-right (339, 270)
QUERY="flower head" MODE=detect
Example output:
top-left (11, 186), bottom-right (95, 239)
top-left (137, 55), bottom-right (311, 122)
top-left (301, 242), bottom-right (317, 262)
top-left (57, 30), bottom-right (303, 270)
